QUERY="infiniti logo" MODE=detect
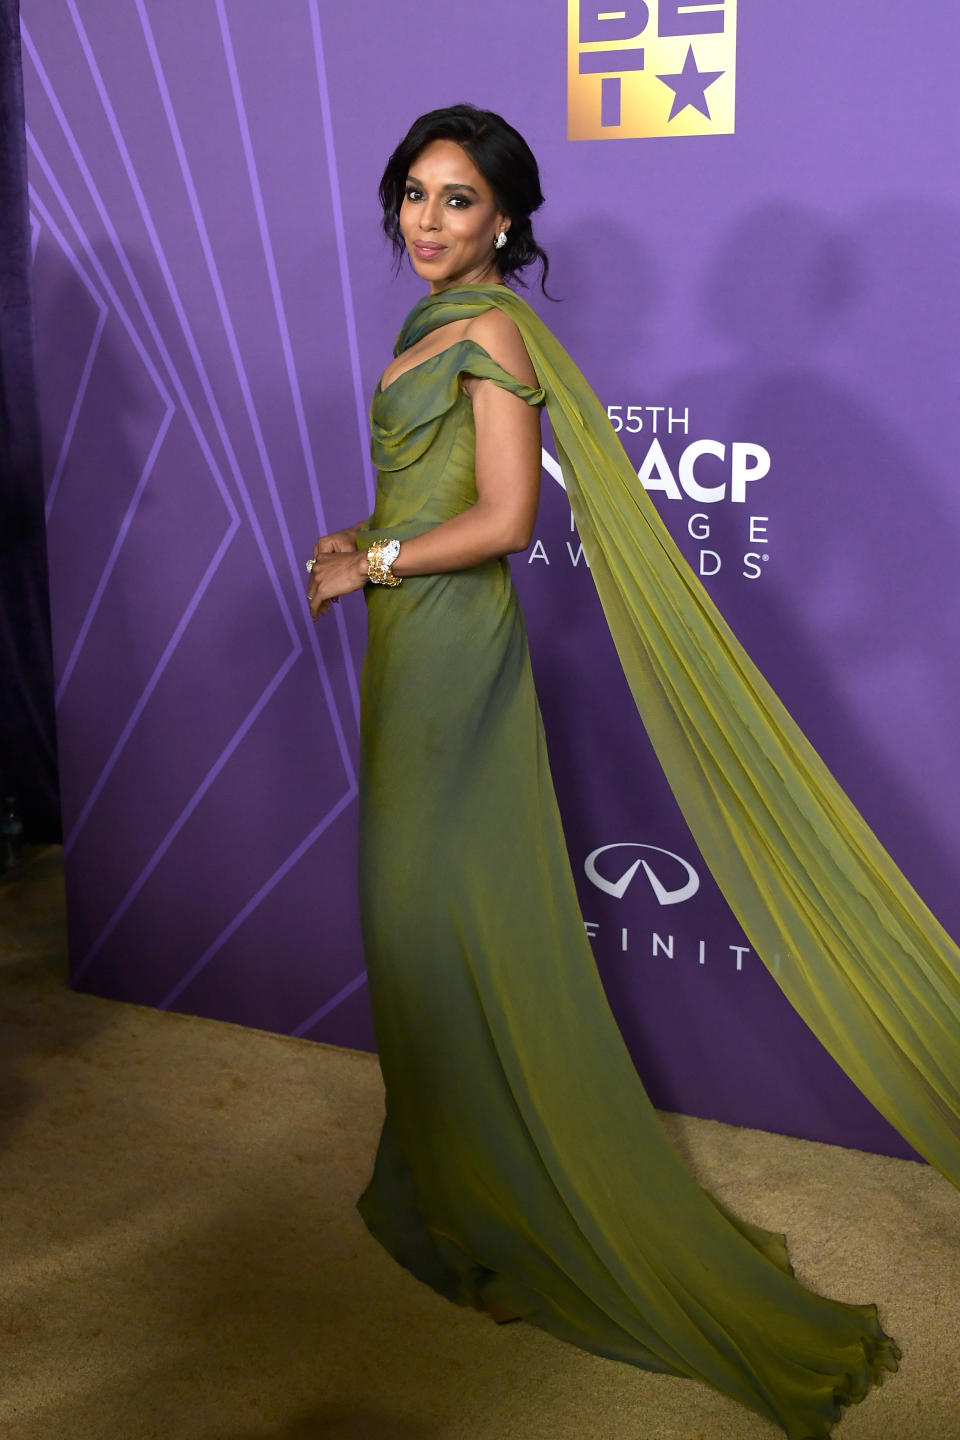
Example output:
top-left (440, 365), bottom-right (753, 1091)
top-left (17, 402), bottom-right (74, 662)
top-left (584, 844), bottom-right (700, 906)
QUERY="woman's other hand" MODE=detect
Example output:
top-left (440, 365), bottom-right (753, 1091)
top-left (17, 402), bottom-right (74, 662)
top-left (307, 550), bottom-right (369, 618)
top-left (312, 521), bottom-right (364, 561)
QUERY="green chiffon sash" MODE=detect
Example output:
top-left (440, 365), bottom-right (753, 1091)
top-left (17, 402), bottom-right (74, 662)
top-left (395, 283), bottom-right (960, 1189)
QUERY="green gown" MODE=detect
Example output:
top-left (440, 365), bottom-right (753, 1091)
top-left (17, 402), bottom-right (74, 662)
top-left (351, 283), bottom-right (960, 1437)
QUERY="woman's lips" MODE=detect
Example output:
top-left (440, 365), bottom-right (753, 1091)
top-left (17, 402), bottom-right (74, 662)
top-left (412, 242), bottom-right (446, 259)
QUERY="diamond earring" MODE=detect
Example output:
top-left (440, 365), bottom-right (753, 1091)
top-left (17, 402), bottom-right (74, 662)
top-left (494, 231), bottom-right (508, 250)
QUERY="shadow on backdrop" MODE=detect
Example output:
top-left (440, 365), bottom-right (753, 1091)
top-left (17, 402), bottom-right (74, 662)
top-left (659, 195), bottom-right (960, 1154)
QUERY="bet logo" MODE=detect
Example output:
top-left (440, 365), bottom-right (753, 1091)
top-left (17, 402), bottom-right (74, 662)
top-left (568, 1), bottom-right (738, 140)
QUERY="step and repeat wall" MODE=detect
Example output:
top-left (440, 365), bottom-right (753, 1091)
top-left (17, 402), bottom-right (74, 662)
top-left (22, 1), bottom-right (959, 1154)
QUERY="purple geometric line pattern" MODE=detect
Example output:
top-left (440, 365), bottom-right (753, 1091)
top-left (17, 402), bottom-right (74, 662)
top-left (291, 970), bottom-right (368, 1039)
top-left (23, 178), bottom-right (179, 710)
top-left (58, 2), bottom-right (361, 1010)
top-left (52, 0), bottom-right (336, 852)
top-left (159, 785), bottom-right (357, 1009)
top-left (43, 307), bottom-right (106, 522)
top-left (49, 2), bottom-right (322, 867)
top-left (217, 0), bottom-right (332, 537)
top-left (133, 0), bottom-right (356, 783)
top-left (27, 27), bottom-right (318, 905)
top-left (61, 0), bottom-right (295, 662)
top-left (29, 150), bottom-right (250, 834)
top-left (215, 1), bottom-right (358, 774)
top-left (23, 2), bottom-right (379, 1048)
top-left (22, 72), bottom-right (241, 732)
top-left (62, 526), bottom-right (239, 852)
top-left (54, 404), bottom-right (173, 705)
top-left (25, 166), bottom-right (172, 431)
top-left (30, 212), bottom-right (41, 262)
top-left (23, 8), bottom-right (367, 1026)
top-left (60, 2), bottom-right (249, 504)
top-left (308, 1), bottom-right (378, 518)
top-left (22, 33), bottom-right (239, 521)
top-left (28, 202), bottom-right (109, 522)
top-left (63, 0), bottom-right (295, 647)
top-left (72, 643), bottom-right (303, 983)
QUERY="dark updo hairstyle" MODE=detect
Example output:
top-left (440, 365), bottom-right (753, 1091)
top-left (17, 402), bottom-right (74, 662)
top-left (379, 104), bottom-right (552, 295)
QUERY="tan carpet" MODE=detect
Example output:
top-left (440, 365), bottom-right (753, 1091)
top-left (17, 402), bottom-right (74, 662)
top-left (1, 849), bottom-right (958, 1440)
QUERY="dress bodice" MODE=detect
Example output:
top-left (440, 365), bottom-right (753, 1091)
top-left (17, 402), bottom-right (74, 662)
top-left (365, 336), bottom-right (544, 541)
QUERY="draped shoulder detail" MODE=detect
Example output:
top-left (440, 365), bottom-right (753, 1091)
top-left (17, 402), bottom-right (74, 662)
top-left (383, 284), bottom-right (960, 1192)
top-left (370, 337), bottom-right (543, 473)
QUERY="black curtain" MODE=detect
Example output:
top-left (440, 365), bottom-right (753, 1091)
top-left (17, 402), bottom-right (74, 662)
top-left (0, 0), bottom-right (59, 841)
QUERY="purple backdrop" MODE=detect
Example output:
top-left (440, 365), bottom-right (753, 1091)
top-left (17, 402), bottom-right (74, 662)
top-left (21, 0), bottom-right (960, 1156)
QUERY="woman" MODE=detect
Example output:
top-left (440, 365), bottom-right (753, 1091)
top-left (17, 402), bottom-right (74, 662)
top-left (305, 105), bottom-right (960, 1437)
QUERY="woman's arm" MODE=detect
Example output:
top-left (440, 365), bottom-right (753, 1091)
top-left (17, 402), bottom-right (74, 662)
top-left (308, 310), bottom-right (541, 618)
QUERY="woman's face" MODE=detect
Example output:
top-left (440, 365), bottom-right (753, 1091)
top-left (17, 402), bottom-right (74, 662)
top-left (398, 139), bottom-right (509, 293)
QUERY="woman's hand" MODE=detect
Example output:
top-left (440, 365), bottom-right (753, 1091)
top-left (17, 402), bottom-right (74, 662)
top-left (311, 522), bottom-right (364, 561)
top-left (307, 549), bottom-right (369, 618)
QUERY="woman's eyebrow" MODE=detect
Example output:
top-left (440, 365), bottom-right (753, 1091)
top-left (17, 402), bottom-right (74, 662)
top-left (405, 175), bottom-right (480, 196)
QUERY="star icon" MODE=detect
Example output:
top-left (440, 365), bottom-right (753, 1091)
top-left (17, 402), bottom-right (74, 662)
top-left (657, 45), bottom-right (724, 122)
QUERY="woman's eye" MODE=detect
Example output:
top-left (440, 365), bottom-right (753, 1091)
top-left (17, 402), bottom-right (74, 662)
top-left (404, 188), bottom-right (422, 202)
top-left (447, 195), bottom-right (470, 208)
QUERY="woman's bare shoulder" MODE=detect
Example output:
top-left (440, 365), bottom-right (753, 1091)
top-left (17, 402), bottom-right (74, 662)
top-left (464, 306), bottom-right (539, 388)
